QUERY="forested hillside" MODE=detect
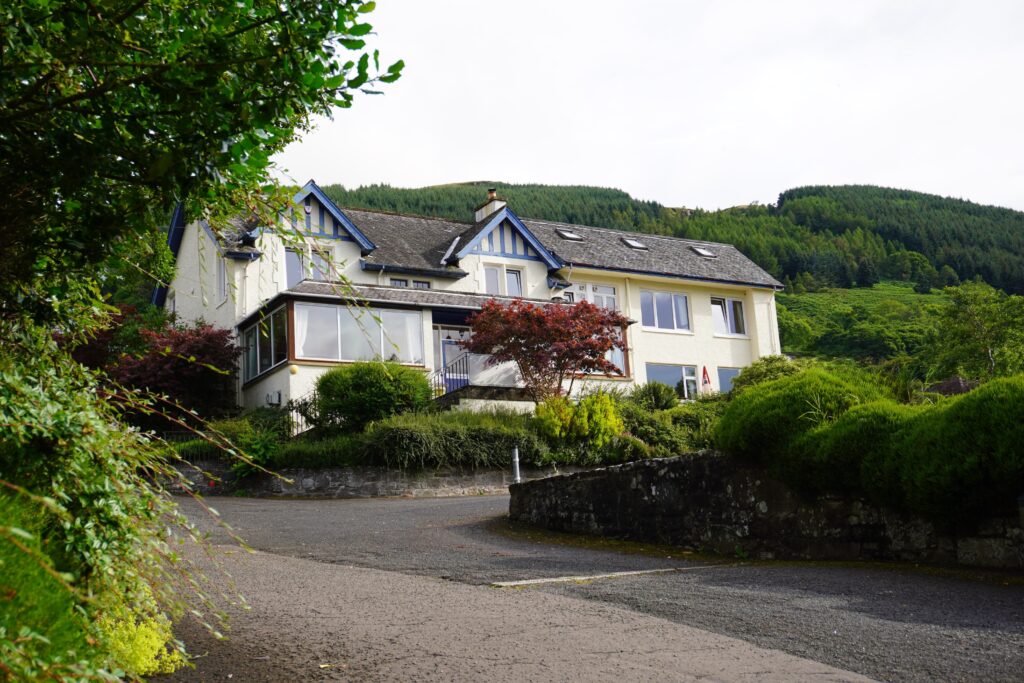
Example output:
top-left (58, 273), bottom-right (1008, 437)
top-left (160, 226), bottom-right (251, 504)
top-left (322, 182), bottom-right (1024, 294)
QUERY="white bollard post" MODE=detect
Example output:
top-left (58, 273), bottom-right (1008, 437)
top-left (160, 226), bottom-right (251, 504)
top-left (512, 444), bottom-right (521, 485)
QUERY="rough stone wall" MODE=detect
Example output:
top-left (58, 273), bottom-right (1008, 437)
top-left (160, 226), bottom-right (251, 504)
top-left (172, 460), bottom-right (583, 499)
top-left (508, 451), bottom-right (1024, 570)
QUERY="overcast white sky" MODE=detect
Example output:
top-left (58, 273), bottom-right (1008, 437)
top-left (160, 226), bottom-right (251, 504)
top-left (274, 0), bottom-right (1024, 211)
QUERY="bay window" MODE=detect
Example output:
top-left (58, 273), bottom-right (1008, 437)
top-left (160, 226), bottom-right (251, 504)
top-left (242, 307), bottom-right (288, 381)
top-left (294, 303), bottom-right (424, 365)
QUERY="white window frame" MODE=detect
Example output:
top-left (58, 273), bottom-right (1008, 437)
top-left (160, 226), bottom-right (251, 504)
top-left (710, 296), bottom-right (747, 337)
top-left (412, 280), bottom-right (431, 290)
top-left (640, 289), bottom-right (691, 333)
top-left (242, 305), bottom-right (289, 382)
top-left (569, 282), bottom-right (618, 310)
top-left (483, 264), bottom-right (525, 297)
top-left (216, 257), bottom-right (228, 303)
top-left (390, 278), bottom-right (409, 288)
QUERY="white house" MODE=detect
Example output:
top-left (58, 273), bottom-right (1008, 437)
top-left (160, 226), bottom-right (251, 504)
top-left (158, 182), bottom-right (782, 409)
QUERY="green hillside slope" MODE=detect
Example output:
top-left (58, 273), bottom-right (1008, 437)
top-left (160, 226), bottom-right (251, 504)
top-left (321, 182), bottom-right (1024, 294)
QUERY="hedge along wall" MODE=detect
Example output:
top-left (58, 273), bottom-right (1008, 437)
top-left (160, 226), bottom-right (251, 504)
top-left (715, 372), bottom-right (1024, 530)
top-left (508, 451), bottom-right (1024, 569)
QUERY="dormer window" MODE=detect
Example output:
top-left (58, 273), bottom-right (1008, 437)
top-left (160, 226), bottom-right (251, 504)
top-left (691, 246), bottom-right (717, 258)
top-left (622, 237), bottom-right (648, 250)
top-left (556, 228), bottom-right (583, 241)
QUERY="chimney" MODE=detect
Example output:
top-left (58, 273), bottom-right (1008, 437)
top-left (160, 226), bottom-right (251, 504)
top-left (474, 187), bottom-right (507, 222)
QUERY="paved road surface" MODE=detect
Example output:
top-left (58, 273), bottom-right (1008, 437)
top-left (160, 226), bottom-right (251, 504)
top-left (168, 495), bottom-right (1024, 682)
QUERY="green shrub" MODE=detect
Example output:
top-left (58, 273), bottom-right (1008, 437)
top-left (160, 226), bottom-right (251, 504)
top-left (715, 368), bottom-right (879, 464)
top-left (273, 434), bottom-right (367, 469)
top-left (609, 433), bottom-right (653, 463)
top-left (363, 410), bottom-right (548, 470)
top-left (617, 401), bottom-right (690, 457)
top-left (315, 362), bottom-right (432, 433)
top-left (665, 394), bottom-right (728, 449)
top-left (173, 437), bottom-right (221, 461)
top-left (536, 394), bottom-right (623, 454)
top-left (786, 400), bottom-right (925, 500)
top-left (894, 376), bottom-right (1024, 527)
top-left (629, 382), bottom-right (678, 410)
top-left (0, 495), bottom-right (102, 678)
top-left (729, 355), bottom-right (801, 395)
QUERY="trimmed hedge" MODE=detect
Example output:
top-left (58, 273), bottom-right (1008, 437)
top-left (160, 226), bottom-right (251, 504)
top-left (715, 368), bottom-right (880, 464)
top-left (315, 362), bottom-right (432, 433)
top-left (273, 434), bottom-right (366, 469)
top-left (362, 410), bottom-right (549, 471)
top-left (617, 400), bottom-right (689, 457)
top-left (894, 376), bottom-right (1024, 526)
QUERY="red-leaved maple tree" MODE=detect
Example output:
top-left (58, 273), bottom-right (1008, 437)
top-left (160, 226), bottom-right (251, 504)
top-left (463, 299), bottom-right (630, 399)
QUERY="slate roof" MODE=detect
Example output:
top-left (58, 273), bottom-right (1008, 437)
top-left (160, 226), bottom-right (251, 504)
top-left (335, 208), bottom-right (781, 290)
top-left (522, 218), bottom-right (783, 289)
top-left (346, 209), bottom-right (469, 278)
top-left (288, 281), bottom-right (560, 310)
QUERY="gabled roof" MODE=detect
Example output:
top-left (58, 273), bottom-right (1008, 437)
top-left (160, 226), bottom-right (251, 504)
top-left (294, 181), bottom-right (376, 251)
top-left (453, 207), bottom-right (562, 269)
top-left (349, 209), bottom-right (470, 279)
top-left (523, 218), bottom-right (783, 289)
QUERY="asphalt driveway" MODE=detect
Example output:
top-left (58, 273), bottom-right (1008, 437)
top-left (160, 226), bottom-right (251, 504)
top-left (170, 495), bottom-right (1024, 682)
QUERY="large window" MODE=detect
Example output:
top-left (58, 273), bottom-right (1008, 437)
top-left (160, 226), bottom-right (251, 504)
top-left (294, 303), bottom-right (424, 364)
top-left (711, 297), bottom-right (746, 335)
top-left (242, 307), bottom-right (288, 381)
top-left (285, 249), bottom-right (304, 289)
top-left (484, 266), bottom-right (500, 295)
top-left (640, 290), bottom-right (689, 331)
top-left (645, 363), bottom-right (697, 396)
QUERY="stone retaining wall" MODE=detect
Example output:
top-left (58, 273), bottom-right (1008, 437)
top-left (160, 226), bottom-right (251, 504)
top-left (508, 451), bottom-right (1024, 570)
top-left (173, 459), bottom-right (583, 499)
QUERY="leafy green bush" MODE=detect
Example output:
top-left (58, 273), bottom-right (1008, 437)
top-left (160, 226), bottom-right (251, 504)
top-left (274, 434), bottom-right (367, 469)
top-left (535, 394), bottom-right (623, 460)
top-left (715, 368), bottom-right (879, 464)
top-left (629, 382), bottom-right (678, 410)
top-left (0, 495), bottom-right (102, 679)
top-left (786, 400), bottom-right (925, 500)
top-left (894, 377), bottom-right (1024, 527)
top-left (665, 394), bottom-right (728, 449)
top-left (617, 401), bottom-right (690, 458)
top-left (363, 410), bottom-right (549, 470)
top-left (729, 355), bottom-right (801, 395)
top-left (315, 362), bottom-right (432, 433)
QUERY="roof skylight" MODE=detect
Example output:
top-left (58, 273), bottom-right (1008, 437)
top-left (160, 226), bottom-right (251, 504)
top-left (556, 228), bottom-right (583, 241)
top-left (691, 246), bottom-right (717, 258)
top-left (622, 237), bottom-right (648, 250)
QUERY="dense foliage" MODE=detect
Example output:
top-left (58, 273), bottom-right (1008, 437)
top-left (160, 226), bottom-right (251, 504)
top-left (311, 362), bottom-right (432, 433)
top-left (714, 368), bottom-right (1024, 528)
top-left (464, 299), bottom-right (629, 399)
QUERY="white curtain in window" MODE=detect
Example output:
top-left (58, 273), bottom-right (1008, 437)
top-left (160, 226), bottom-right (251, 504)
top-left (295, 303), bottom-right (340, 359)
top-left (382, 311), bottom-right (423, 364)
top-left (339, 307), bottom-right (381, 360)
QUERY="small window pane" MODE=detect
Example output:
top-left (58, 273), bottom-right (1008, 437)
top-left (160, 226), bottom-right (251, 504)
top-left (295, 303), bottom-right (340, 360)
top-left (654, 291), bottom-right (674, 329)
top-left (272, 308), bottom-right (287, 365)
top-left (640, 290), bottom-right (655, 327)
top-left (718, 367), bottom-right (741, 392)
top-left (711, 298), bottom-right (729, 335)
top-left (681, 366), bottom-right (698, 398)
top-left (506, 269), bottom-right (522, 297)
top-left (381, 310), bottom-right (423, 364)
top-left (413, 281), bottom-right (430, 290)
top-left (339, 307), bottom-right (381, 361)
top-left (484, 267), bottom-right (500, 295)
top-left (285, 249), bottom-right (303, 288)
top-left (646, 363), bottom-right (683, 388)
top-left (311, 252), bottom-right (330, 281)
top-left (731, 300), bottom-right (746, 335)
top-left (673, 295), bottom-right (690, 330)
top-left (244, 328), bottom-right (258, 380)
top-left (258, 320), bottom-right (272, 373)
top-left (390, 278), bottom-right (408, 287)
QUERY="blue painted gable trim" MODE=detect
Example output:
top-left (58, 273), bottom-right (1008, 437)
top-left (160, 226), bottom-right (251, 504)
top-left (454, 208), bottom-right (561, 269)
top-left (293, 181), bottom-right (375, 252)
top-left (151, 201), bottom-right (188, 307)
